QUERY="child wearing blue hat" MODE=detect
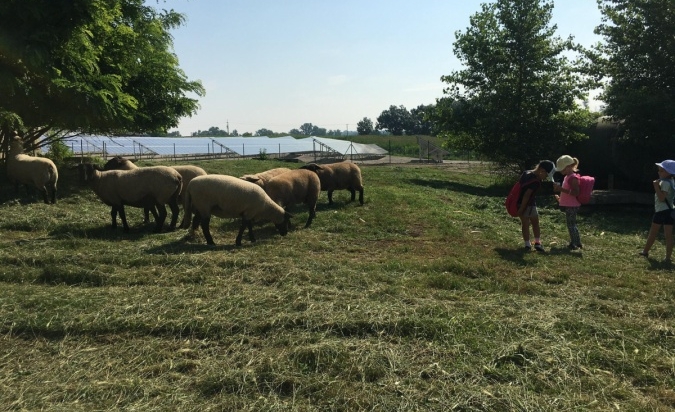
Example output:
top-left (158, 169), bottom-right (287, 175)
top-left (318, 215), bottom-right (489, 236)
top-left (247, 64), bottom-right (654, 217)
top-left (639, 159), bottom-right (675, 261)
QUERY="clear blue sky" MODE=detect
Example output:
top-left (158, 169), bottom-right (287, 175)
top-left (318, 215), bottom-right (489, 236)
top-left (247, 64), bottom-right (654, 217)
top-left (155, 0), bottom-right (604, 136)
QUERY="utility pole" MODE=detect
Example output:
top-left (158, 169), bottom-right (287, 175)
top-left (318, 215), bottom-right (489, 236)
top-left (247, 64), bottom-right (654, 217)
top-left (226, 120), bottom-right (230, 136)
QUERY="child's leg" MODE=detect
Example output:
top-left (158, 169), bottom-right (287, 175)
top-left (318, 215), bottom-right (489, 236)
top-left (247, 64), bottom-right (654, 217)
top-left (566, 207), bottom-right (581, 246)
top-left (520, 216), bottom-right (531, 243)
top-left (531, 217), bottom-right (541, 241)
top-left (664, 224), bottom-right (673, 260)
top-left (642, 222), bottom-right (662, 255)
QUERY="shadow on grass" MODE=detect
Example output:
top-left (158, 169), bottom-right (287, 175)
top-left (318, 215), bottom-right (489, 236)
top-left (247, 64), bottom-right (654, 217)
top-left (406, 178), bottom-right (503, 197)
top-left (47, 222), bottom-right (168, 241)
top-left (493, 246), bottom-right (585, 265)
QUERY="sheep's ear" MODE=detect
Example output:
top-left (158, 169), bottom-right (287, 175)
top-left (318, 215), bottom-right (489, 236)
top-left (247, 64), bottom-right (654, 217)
top-left (301, 163), bottom-right (320, 171)
top-left (240, 175), bottom-right (259, 183)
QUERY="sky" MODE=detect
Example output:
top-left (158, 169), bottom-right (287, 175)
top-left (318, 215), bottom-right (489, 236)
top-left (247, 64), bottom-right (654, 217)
top-left (154, 0), bottom-right (605, 136)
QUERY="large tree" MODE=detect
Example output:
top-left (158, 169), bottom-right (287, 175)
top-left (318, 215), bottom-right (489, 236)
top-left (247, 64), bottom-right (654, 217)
top-left (438, 0), bottom-right (593, 169)
top-left (356, 117), bottom-right (374, 135)
top-left (0, 0), bottom-right (204, 154)
top-left (592, 0), bottom-right (675, 169)
top-left (376, 105), bottom-right (413, 136)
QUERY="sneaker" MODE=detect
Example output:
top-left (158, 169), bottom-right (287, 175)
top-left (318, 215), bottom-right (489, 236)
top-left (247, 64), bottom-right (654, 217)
top-left (524, 245), bottom-right (532, 251)
top-left (534, 243), bottom-right (545, 252)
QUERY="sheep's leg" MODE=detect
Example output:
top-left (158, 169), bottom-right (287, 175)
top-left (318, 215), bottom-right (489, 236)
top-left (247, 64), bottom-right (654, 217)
top-left (358, 188), bottom-right (364, 205)
top-left (188, 211), bottom-right (201, 238)
top-left (144, 207), bottom-right (158, 224)
top-left (41, 186), bottom-right (49, 204)
top-left (236, 219), bottom-right (254, 246)
top-left (199, 215), bottom-right (215, 245)
top-left (110, 206), bottom-right (119, 229)
top-left (154, 204), bottom-right (167, 233)
top-left (349, 188), bottom-right (356, 202)
top-left (118, 205), bottom-right (130, 232)
top-left (327, 190), bottom-right (334, 205)
top-left (305, 206), bottom-right (316, 228)
top-left (167, 199), bottom-right (180, 230)
top-left (50, 183), bottom-right (57, 204)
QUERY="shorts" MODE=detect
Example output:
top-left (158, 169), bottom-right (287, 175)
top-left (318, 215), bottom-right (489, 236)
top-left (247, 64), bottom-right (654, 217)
top-left (652, 209), bottom-right (674, 225)
top-left (520, 205), bottom-right (539, 218)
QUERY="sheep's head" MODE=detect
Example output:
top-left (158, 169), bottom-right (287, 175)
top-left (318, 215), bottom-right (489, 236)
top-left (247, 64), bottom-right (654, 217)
top-left (300, 163), bottom-right (322, 172)
top-left (275, 211), bottom-right (293, 236)
top-left (8, 138), bottom-right (24, 155)
top-left (77, 163), bottom-right (101, 183)
top-left (103, 156), bottom-right (136, 171)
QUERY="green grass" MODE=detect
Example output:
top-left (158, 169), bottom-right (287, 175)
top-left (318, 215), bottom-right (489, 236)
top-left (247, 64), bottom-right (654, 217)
top-left (0, 159), bottom-right (673, 411)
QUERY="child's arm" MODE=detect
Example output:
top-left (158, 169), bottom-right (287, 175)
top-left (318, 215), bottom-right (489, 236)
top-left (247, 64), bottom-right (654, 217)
top-left (654, 179), bottom-right (667, 202)
top-left (518, 188), bottom-right (534, 215)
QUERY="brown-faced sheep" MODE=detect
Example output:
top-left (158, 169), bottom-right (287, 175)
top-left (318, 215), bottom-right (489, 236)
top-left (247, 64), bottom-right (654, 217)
top-left (103, 156), bottom-right (207, 226)
top-left (248, 169), bottom-right (320, 228)
top-left (7, 137), bottom-right (58, 204)
top-left (182, 174), bottom-right (292, 246)
top-left (240, 167), bottom-right (291, 187)
top-left (79, 163), bottom-right (182, 233)
top-left (300, 162), bottom-right (364, 205)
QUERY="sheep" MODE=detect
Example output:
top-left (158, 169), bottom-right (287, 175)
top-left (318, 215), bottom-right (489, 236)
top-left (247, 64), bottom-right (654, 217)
top-left (240, 167), bottom-right (291, 188)
top-left (79, 163), bottom-right (182, 233)
top-left (7, 137), bottom-right (59, 204)
top-left (182, 174), bottom-right (292, 246)
top-left (102, 156), bottom-right (207, 226)
top-left (247, 169), bottom-right (320, 228)
top-left (300, 162), bottom-right (364, 205)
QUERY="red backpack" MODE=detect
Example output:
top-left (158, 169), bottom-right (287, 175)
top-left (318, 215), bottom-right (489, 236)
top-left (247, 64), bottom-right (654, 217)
top-left (505, 180), bottom-right (528, 217)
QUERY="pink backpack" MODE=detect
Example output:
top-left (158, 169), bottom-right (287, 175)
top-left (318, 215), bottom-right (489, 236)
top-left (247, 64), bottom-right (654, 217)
top-left (575, 174), bottom-right (595, 204)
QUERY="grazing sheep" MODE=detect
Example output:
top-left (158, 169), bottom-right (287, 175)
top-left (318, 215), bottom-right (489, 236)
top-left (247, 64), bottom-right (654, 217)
top-left (7, 137), bottom-right (59, 204)
top-left (79, 163), bottom-right (182, 233)
top-left (240, 167), bottom-right (291, 188)
top-left (103, 156), bottom-right (207, 226)
top-left (182, 174), bottom-right (292, 246)
top-left (249, 169), bottom-right (320, 228)
top-left (300, 162), bottom-right (364, 205)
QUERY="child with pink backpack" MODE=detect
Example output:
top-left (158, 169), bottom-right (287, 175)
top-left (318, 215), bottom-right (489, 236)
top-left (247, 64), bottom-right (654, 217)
top-left (553, 155), bottom-right (584, 250)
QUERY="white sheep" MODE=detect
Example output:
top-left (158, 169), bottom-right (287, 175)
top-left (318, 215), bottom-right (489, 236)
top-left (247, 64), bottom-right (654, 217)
top-left (79, 163), bottom-right (182, 233)
top-left (240, 167), bottom-right (291, 187)
top-left (7, 137), bottom-right (59, 204)
top-left (103, 156), bottom-right (207, 226)
top-left (300, 162), bottom-right (364, 205)
top-left (247, 169), bottom-right (320, 228)
top-left (182, 174), bottom-right (292, 246)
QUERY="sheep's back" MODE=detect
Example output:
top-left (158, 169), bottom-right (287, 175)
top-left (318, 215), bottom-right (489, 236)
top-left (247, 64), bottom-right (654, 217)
top-left (240, 167), bottom-right (291, 187)
top-left (266, 169), bottom-right (320, 206)
top-left (110, 167), bottom-right (181, 206)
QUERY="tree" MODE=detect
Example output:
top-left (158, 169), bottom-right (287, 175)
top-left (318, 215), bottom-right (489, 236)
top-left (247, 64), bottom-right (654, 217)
top-left (192, 127), bottom-right (229, 137)
top-left (376, 105), bottom-right (413, 136)
top-left (299, 123), bottom-right (315, 135)
top-left (409, 105), bottom-right (435, 135)
top-left (356, 117), bottom-right (374, 135)
top-left (0, 0), bottom-right (204, 154)
top-left (592, 0), bottom-right (675, 169)
top-left (437, 0), bottom-right (593, 169)
top-left (255, 128), bottom-right (274, 136)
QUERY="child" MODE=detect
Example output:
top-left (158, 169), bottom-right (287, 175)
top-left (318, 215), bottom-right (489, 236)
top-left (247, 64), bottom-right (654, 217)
top-left (553, 155), bottom-right (582, 250)
top-left (639, 160), bottom-right (675, 261)
top-left (517, 160), bottom-right (555, 251)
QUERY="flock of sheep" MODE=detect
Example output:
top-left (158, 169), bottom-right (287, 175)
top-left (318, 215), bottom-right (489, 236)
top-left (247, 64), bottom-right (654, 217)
top-left (5, 136), bottom-right (365, 246)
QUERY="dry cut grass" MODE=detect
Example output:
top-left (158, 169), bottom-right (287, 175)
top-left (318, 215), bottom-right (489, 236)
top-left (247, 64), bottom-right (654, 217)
top-left (0, 159), bottom-right (673, 411)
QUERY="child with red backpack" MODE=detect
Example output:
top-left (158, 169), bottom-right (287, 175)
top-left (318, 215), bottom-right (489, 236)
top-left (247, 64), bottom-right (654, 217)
top-left (516, 160), bottom-right (555, 252)
top-left (553, 155), bottom-right (583, 250)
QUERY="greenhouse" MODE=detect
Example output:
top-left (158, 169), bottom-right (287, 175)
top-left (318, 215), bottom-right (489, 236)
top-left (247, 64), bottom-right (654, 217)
top-left (57, 135), bottom-right (387, 161)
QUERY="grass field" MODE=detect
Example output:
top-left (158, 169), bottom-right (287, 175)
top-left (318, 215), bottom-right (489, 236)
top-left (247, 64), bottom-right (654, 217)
top-left (1, 159), bottom-right (673, 411)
